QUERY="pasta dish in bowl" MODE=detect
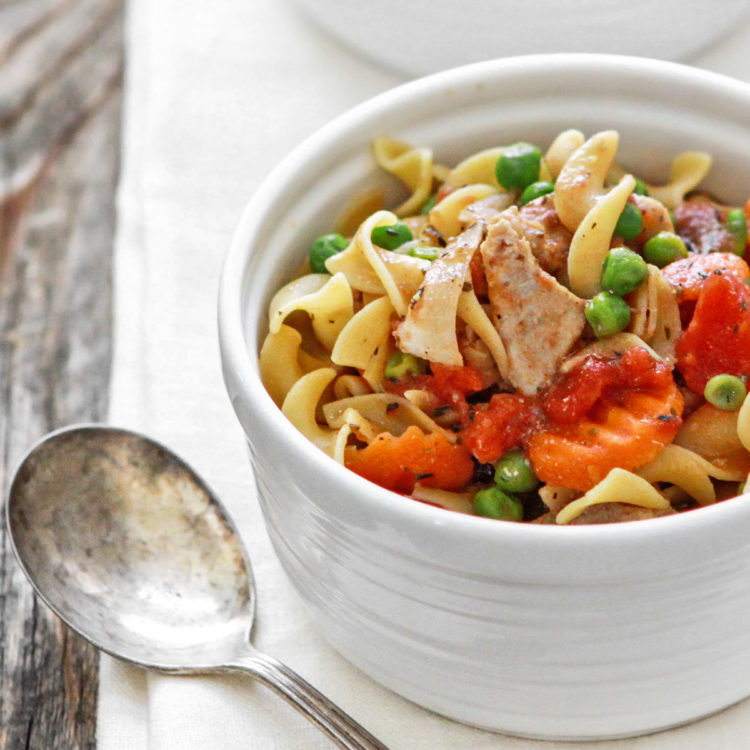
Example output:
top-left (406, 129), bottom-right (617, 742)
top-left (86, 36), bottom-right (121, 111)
top-left (219, 54), bottom-right (750, 739)
top-left (260, 127), bottom-right (750, 526)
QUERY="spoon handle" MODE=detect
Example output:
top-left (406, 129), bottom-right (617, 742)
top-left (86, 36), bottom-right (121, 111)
top-left (225, 646), bottom-right (390, 750)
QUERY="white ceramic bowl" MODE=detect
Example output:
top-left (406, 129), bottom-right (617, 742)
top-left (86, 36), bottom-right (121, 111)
top-left (219, 54), bottom-right (750, 740)
top-left (290, 0), bottom-right (750, 77)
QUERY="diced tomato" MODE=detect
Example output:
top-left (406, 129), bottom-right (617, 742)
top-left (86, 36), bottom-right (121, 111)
top-left (429, 362), bottom-right (483, 399)
top-left (542, 348), bottom-right (674, 424)
top-left (458, 348), bottom-right (676, 469)
top-left (381, 361), bottom-right (485, 428)
top-left (460, 393), bottom-right (541, 464)
top-left (661, 253), bottom-right (750, 302)
top-left (542, 355), bottom-right (612, 424)
top-left (675, 272), bottom-right (750, 393)
top-left (419, 362), bottom-right (482, 421)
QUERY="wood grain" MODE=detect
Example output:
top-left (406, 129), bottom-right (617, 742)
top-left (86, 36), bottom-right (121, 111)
top-left (0, 1), bottom-right (123, 747)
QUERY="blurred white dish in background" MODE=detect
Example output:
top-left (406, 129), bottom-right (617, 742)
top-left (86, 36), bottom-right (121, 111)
top-left (289, 0), bottom-right (750, 77)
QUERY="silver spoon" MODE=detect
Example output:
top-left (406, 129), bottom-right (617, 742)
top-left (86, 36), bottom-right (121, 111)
top-left (6, 424), bottom-right (389, 750)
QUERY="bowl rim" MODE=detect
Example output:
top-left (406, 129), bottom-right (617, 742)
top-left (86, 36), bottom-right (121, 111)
top-left (218, 52), bottom-right (750, 550)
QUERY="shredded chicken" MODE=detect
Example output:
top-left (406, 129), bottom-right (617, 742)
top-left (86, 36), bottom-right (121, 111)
top-left (480, 208), bottom-right (586, 395)
top-left (516, 195), bottom-right (573, 275)
top-left (460, 194), bottom-right (573, 276)
top-left (458, 193), bottom-right (514, 226)
top-left (395, 222), bottom-right (486, 366)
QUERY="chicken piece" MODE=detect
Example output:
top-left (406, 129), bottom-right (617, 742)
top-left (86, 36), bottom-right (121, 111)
top-left (567, 503), bottom-right (676, 524)
top-left (395, 222), bottom-right (486, 366)
top-left (458, 193), bottom-right (514, 226)
top-left (531, 504), bottom-right (674, 525)
top-left (480, 208), bottom-right (586, 395)
top-left (516, 195), bottom-right (572, 275)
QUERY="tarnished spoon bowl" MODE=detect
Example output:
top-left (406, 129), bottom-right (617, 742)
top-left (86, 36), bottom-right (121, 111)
top-left (6, 424), bottom-right (387, 750)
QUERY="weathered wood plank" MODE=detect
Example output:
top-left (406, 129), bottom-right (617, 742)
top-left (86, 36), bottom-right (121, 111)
top-left (0, 1), bottom-right (123, 747)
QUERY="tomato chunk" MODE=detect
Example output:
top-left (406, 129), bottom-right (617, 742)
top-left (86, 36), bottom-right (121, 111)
top-left (461, 393), bottom-right (540, 464)
top-left (428, 362), bottom-right (483, 400)
top-left (542, 348), bottom-right (674, 424)
top-left (419, 362), bottom-right (483, 422)
top-left (676, 272), bottom-right (750, 393)
top-left (382, 362), bottom-right (482, 409)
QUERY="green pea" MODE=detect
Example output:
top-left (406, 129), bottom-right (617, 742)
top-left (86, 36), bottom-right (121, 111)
top-left (495, 142), bottom-right (541, 191)
top-left (725, 208), bottom-right (747, 257)
top-left (519, 180), bottom-right (554, 205)
top-left (494, 449), bottom-right (539, 493)
top-left (309, 232), bottom-right (348, 273)
top-left (704, 374), bottom-right (747, 411)
top-left (643, 231), bottom-right (689, 268)
top-left (633, 178), bottom-right (650, 196)
top-left (384, 351), bottom-right (425, 381)
top-left (371, 222), bottom-right (413, 251)
top-left (420, 193), bottom-right (437, 215)
top-left (407, 245), bottom-right (440, 261)
top-left (584, 292), bottom-right (631, 338)
top-left (614, 202), bottom-right (643, 241)
top-left (473, 486), bottom-right (524, 522)
top-left (600, 247), bottom-right (649, 296)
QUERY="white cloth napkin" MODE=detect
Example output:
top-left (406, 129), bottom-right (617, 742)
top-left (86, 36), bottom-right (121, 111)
top-left (99, 1), bottom-right (750, 747)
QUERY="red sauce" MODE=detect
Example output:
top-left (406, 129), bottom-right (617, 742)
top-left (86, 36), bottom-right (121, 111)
top-left (384, 348), bottom-right (680, 476)
top-left (461, 393), bottom-right (542, 464)
top-left (676, 272), bottom-right (750, 392)
top-left (429, 362), bottom-right (484, 401)
top-left (458, 347), bottom-right (674, 464)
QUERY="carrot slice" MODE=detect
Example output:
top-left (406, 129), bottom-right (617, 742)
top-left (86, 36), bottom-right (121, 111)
top-left (528, 382), bottom-right (683, 491)
top-left (345, 425), bottom-right (474, 494)
top-left (661, 253), bottom-right (750, 302)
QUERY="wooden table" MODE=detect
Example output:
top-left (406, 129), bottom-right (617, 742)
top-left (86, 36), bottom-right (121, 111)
top-left (0, 1), bottom-right (123, 747)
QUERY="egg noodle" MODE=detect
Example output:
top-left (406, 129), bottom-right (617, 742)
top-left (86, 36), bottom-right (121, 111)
top-left (260, 129), bottom-right (750, 525)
